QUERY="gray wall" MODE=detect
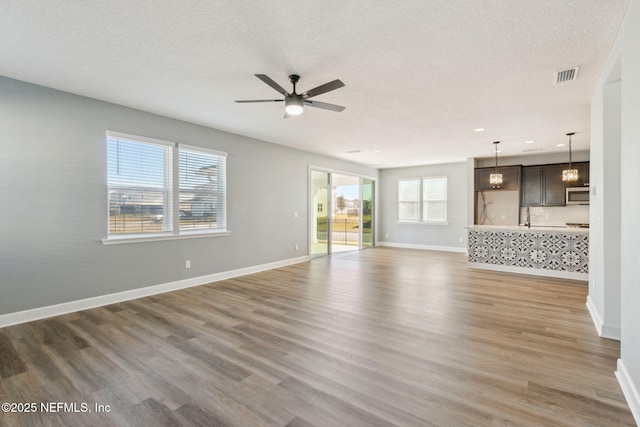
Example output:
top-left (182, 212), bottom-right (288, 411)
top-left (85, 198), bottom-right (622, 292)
top-left (0, 76), bottom-right (377, 316)
top-left (378, 162), bottom-right (468, 250)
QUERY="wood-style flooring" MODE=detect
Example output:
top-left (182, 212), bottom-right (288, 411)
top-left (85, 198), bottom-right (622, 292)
top-left (0, 248), bottom-right (635, 426)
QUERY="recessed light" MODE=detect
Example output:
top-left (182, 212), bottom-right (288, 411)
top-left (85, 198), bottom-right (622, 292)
top-left (374, 149), bottom-right (383, 153)
top-left (474, 128), bottom-right (486, 132)
top-left (525, 140), bottom-right (535, 144)
top-left (556, 143), bottom-right (566, 147)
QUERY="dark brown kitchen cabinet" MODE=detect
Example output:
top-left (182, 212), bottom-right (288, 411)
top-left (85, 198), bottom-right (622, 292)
top-left (571, 162), bottom-right (590, 187)
top-left (521, 166), bottom-right (543, 206)
top-left (520, 161), bottom-right (590, 206)
top-left (543, 164), bottom-right (567, 206)
top-left (475, 166), bottom-right (521, 191)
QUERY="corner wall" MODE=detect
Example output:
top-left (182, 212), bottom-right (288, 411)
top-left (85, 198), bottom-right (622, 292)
top-left (589, 0), bottom-right (640, 422)
top-left (378, 162), bottom-right (468, 252)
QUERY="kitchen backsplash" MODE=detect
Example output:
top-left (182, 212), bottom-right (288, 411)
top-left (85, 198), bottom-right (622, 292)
top-left (519, 205), bottom-right (589, 227)
top-left (476, 190), bottom-right (520, 225)
top-left (477, 190), bottom-right (590, 226)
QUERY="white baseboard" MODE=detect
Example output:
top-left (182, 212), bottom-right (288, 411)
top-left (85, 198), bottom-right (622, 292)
top-left (586, 296), bottom-right (605, 335)
top-left (0, 256), bottom-right (310, 328)
top-left (616, 359), bottom-right (640, 426)
top-left (377, 241), bottom-right (467, 254)
top-left (585, 296), bottom-right (621, 340)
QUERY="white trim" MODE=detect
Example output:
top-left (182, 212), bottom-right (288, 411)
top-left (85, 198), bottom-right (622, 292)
top-left (616, 359), bottom-right (640, 426)
top-left (0, 256), bottom-right (310, 328)
top-left (586, 295), bottom-right (605, 335)
top-left (467, 261), bottom-right (588, 281)
top-left (106, 130), bottom-right (175, 147)
top-left (307, 164), bottom-right (376, 182)
top-left (377, 241), bottom-right (466, 253)
top-left (585, 296), bottom-right (621, 340)
top-left (102, 230), bottom-right (231, 245)
top-left (179, 143), bottom-right (227, 158)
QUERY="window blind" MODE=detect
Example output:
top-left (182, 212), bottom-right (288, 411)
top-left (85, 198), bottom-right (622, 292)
top-left (179, 146), bottom-right (227, 232)
top-left (107, 135), bottom-right (173, 235)
top-left (106, 132), bottom-right (227, 239)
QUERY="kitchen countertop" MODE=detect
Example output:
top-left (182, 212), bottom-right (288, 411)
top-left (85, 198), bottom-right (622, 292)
top-left (465, 224), bottom-right (589, 234)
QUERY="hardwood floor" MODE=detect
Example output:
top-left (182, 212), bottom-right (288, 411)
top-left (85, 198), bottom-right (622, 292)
top-left (0, 248), bottom-right (634, 426)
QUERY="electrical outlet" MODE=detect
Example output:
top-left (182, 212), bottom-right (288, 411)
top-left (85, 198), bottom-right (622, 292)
top-left (295, 244), bottom-right (299, 251)
top-left (293, 211), bottom-right (298, 218)
top-left (185, 260), bottom-right (191, 269)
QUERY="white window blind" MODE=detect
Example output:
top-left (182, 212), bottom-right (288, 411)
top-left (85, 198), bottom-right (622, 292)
top-left (422, 177), bottom-right (447, 222)
top-left (398, 176), bottom-right (448, 223)
top-left (106, 132), bottom-right (227, 239)
top-left (179, 146), bottom-right (227, 232)
top-left (107, 135), bottom-right (173, 235)
top-left (398, 179), bottom-right (420, 221)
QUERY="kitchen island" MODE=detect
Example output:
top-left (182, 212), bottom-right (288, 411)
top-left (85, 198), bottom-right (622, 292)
top-left (465, 225), bottom-right (589, 280)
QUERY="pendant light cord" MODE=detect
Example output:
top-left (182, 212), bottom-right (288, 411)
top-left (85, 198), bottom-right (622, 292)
top-left (567, 132), bottom-right (575, 169)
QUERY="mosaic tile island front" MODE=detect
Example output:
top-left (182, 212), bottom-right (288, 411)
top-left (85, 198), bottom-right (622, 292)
top-left (465, 225), bottom-right (589, 280)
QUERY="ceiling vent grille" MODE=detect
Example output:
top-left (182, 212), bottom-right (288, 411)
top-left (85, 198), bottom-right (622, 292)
top-left (555, 67), bottom-right (579, 83)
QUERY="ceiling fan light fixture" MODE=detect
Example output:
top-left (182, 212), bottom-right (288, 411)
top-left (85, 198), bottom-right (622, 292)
top-left (285, 96), bottom-right (304, 116)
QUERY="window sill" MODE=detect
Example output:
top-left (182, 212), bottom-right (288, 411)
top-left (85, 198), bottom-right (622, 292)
top-left (101, 230), bottom-right (231, 245)
top-left (397, 221), bottom-right (449, 226)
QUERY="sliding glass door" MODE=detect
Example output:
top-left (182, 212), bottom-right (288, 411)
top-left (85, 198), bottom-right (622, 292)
top-left (309, 169), bottom-right (375, 256)
top-left (362, 178), bottom-right (374, 248)
top-left (331, 174), bottom-right (360, 253)
top-left (310, 170), bottom-right (330, 257)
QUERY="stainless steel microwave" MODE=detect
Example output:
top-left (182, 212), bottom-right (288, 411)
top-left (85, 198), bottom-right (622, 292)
top-left (566, 187), bottom-right (590, 205)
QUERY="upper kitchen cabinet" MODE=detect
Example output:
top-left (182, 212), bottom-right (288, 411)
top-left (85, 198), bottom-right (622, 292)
top-left (543, 164), bottom-right (567, 206)
top-left (571, 162), bottom-right (590, 187)
top-left (475, 166), bottom-right (521, 191)
top-left (521, 162), bottom-right (590, 206)
top-left (521, 166), bottom-right (543, 206)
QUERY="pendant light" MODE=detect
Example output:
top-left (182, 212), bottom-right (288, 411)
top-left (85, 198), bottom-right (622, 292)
top-left (562, 132), bottom-right (578, 182)
top-left (489, 141), bottom-right (503, 188)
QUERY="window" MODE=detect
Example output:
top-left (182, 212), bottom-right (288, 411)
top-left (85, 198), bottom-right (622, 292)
top-left (107, 132), bottom-right (227, 239)
top-left (422, 177), bottom-right (447, 222)
top-left (398, 179), bottom-right (420, 221)
top-left (398, 176), bottom-right (447, 223)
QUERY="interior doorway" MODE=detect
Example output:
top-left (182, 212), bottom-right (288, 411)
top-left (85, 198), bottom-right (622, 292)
top-left (309, 168), bottom-right (375, 257)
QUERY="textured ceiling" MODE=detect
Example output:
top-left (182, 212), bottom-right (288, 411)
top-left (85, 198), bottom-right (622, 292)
top-left (0, 1), bottom-right (629, 168)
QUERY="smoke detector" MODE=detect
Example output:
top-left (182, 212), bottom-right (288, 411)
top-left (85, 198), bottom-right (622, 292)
top-left (555, 67), bottom-right (580, 84)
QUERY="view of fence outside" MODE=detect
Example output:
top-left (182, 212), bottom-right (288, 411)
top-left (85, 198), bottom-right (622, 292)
top-left (315, 215), bottom-right (372, 246)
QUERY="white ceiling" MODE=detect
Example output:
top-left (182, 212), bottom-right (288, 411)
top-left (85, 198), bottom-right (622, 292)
top-left (0, 1), bottom-right (629, 168)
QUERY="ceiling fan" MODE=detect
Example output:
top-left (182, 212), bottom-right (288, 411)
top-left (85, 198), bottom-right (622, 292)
top-left (235, 74), bottom-right (345, 117)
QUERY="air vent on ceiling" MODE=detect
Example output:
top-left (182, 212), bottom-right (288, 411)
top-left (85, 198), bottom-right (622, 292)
top-left (346, 149), bottom-right (361, 154)
top-left (523, 148), bottom-right (544, 153)
top-left (555, 67), bottom-right (579, 83)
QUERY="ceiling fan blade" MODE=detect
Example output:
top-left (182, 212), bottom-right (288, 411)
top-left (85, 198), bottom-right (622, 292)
top-left (235, 99), bottom-right (284, 103)
top-left (304, 100), bottom-right (345, 112)
top-left (255, 74), bottom-right (289, 96)
top-left (302, 79), bottom-right (345, 99)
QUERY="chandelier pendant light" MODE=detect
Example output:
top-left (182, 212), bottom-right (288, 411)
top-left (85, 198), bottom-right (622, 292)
top-left (562, 132), bottom-right (578, 182)
top-left (489, 141), bottom-right (503, 188)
